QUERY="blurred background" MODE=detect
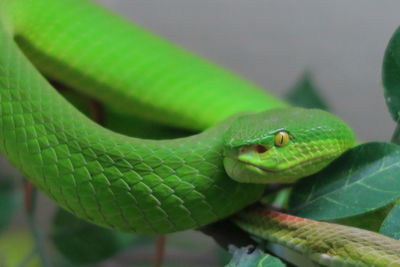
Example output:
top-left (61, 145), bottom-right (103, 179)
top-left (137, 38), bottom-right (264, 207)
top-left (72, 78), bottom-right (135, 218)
top-left (2, 0), bottom-right (400, 266)
top-left (97, 0), bottom-right (400, 141)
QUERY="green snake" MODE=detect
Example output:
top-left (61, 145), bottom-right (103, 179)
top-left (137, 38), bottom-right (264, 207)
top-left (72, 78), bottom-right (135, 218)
top-left (1, 0), bottom-right (399, 265)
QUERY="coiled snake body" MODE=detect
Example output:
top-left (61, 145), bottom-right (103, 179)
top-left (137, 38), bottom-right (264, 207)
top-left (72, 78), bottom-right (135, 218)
top-left (0, 0), bottom-right (399, 265)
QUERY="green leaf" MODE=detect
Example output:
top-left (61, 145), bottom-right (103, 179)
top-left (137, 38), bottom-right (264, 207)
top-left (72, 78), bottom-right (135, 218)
top-left (286, 72), bottom-right (330, 111)
top-left (380, 200), bottom-right (400, 239)
top-left (289, 142), bottom-right (400, 220)
top-left (0, 177), bottom-right (18, 232)
top-left (226, 246), bottom-right (285, 267)
top-left (51, 208), bottom-right (141, 265)
top-left (332, 203), bottom-right (394, 232)
top-left (217, 245), bottom-right (233, 266)
top-left (383, 26), bottom-right (400, 122)
top-left (391, 125), bottom-right (400, 144)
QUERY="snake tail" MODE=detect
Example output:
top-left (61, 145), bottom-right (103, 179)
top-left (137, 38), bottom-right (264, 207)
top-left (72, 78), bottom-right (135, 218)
top-left (234, 207), bottom-right (400, 266)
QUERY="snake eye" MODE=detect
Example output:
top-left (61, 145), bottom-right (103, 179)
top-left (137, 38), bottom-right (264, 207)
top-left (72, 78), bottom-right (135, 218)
top-left (274, 131), bottom-right (289, 147)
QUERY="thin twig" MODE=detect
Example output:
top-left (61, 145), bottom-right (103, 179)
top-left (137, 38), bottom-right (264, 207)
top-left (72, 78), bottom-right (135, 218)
top-left (154, 235), bottom-right (166, 267)
top-left (23, 181), bottom-right (33, 211)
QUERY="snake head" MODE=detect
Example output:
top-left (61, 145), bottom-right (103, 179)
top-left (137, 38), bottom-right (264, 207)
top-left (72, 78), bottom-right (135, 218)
top-left (223, 108), bottom-right (355, 184)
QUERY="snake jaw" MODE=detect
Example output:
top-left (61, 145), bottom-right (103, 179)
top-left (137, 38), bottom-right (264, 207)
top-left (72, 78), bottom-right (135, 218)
top-left (224, 150), bottom-right (340, 184)
top-left (223, 137), bottom-right (355, 184)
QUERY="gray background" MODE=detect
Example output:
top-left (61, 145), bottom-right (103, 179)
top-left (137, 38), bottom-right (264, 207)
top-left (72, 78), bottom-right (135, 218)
top-left (97, 0), bottom-right (400, 141)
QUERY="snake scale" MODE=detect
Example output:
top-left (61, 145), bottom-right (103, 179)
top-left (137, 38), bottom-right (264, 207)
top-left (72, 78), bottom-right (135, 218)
top-left (1, 0), bottom-right (400, 266)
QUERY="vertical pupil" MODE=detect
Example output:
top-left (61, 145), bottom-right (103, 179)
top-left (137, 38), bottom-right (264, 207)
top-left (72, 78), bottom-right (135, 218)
top-left (275, 131), bottom-right (289, 146)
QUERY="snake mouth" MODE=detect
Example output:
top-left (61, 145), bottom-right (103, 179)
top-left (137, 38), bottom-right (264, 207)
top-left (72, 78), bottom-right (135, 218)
top-left (232, 153), bottom-right (337, 174)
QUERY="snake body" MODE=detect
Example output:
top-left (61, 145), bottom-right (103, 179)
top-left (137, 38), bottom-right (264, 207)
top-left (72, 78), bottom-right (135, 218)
top-left (236, 208), bottom-right (400, 266)
top-left (0, 0), bottom-right (399, 265)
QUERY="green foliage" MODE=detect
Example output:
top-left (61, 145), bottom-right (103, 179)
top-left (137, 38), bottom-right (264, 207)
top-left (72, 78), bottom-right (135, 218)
top-left (286, 72), bottom-right (330, 111)
top-left (227, 29), bottom-right (400, 261)
top-left (226, 246), bottom-right (285, 267)
top-left (289, 142), bottom-right (400, 220)
top-left (380, 200), bottom-right (400, 239)
top-left (363, 26), bottom-right (400, 240)
top-left (383, 26), bottom-right (400, 122)
top-left (50, 208), bottom-right (145, 265)
top-left (0, 177), bottom-right (18, 232)
top-left (332, 203), bottom-right (394, 232)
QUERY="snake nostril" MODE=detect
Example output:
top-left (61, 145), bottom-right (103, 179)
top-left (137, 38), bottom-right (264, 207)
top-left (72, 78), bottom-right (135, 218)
top-left (255, 145), bottom-right (268, 153)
